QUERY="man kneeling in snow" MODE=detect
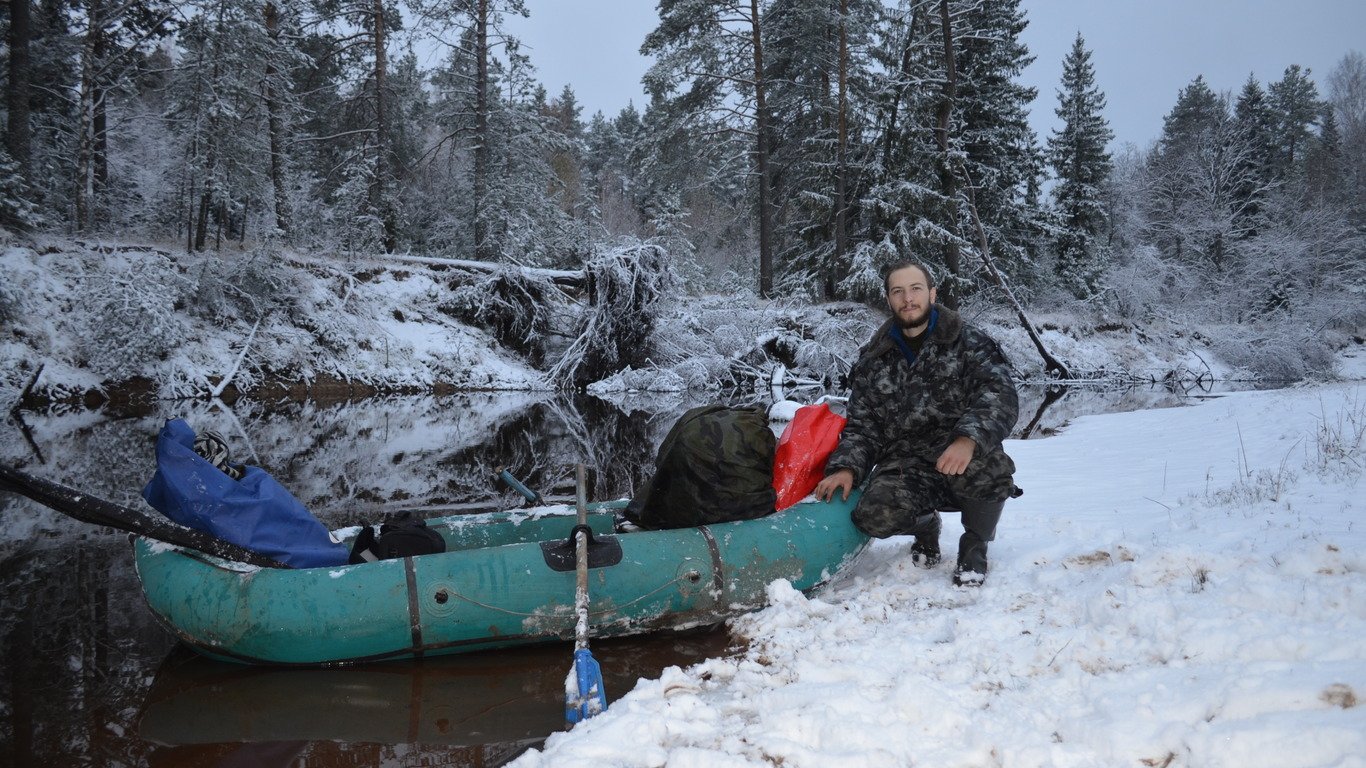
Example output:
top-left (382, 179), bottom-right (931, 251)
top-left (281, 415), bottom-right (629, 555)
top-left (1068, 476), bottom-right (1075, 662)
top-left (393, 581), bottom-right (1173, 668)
top-left (814, 260), bottom-right (1019, 587)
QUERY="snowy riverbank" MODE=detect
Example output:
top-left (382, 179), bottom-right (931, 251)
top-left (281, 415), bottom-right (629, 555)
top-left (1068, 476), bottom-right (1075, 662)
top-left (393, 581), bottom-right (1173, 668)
top-left (9, 237), bottom-right (1352, 414)
top-left (513, 354), bottom-right (1366, 768)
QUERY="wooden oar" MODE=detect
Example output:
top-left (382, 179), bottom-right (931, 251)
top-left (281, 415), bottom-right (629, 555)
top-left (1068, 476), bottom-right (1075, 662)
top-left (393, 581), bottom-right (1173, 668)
top-left (0, 462), bottom-right (289, 568)
top-left (564, 463), bottom-right (607, 724)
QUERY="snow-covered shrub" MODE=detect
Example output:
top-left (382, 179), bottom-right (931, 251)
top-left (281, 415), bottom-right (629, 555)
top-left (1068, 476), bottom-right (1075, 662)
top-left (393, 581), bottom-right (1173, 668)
top-left (185, 249), bottom-right (297, 325)
top-left (0, 149), bottom-right (43, 232)
top-left (1204, 323), bottom-right (1338, 382)
top-left (1106, 244), bottom-right (1196, 323)
top-left (590, 297), bottom-right (879, 394)
top-left (0, 261), bottom-right (20, 326)
top-left (77, 252), bottom-right (190, 381)
top-left (440, 268), bottom-right (559, 361)
top-left (552, 243), bottom-right (673, 387)
top-left (839, 238), bottom-right (896, 305)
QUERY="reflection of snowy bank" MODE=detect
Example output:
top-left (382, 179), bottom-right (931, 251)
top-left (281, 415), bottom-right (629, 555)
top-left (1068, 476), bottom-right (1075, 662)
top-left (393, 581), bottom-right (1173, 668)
top-left (1, 393), bottom-right (660, 540)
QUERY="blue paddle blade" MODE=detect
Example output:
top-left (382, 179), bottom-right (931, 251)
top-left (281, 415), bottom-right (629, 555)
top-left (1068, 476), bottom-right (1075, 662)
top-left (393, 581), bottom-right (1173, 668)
top-left (565, 648), bottom-right (608, 724)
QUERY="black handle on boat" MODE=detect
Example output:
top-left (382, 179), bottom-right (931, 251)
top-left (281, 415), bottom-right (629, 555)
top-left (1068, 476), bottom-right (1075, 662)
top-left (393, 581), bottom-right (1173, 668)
top-left (0, 462), bottom-right (290, 569)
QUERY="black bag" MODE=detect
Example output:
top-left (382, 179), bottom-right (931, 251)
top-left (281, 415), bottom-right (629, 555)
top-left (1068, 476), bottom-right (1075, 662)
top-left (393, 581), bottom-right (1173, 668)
top-left (625, 405), bottom-right (777, 530)
top-left (349, 513), bottom-right (446, 563)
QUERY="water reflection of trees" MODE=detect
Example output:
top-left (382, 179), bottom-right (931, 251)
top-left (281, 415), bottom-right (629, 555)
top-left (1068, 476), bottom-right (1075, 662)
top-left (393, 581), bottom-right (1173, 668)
top-left (0, 535), bottom-right (174, 768)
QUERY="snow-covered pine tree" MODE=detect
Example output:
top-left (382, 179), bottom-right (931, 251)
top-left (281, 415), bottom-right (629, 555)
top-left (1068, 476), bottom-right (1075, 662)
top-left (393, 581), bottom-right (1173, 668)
top-left (5, 0), bottom-right (34, 195)
top-left (545, 85), bottom-right (590, 225)
top-left (303, 0), bottom-right (409, 253)
top-left (1144, 76), bottom-right (1240, 266)
top-left (582, 104), bottom-right (646, 238)
top-left (1046, 32), bottom-right (1113, 299)
top-left (424, 0), bottom-right (605, 265)
top-left (71, 0), bottom-right (177, 232)
top-left (848, 0), bottom-right (1045, 305)
top-left (642, 0), bottom-right (779, 297)
top-left (945, 0), bottom-right (1047, 285)
top-left (166, 0), bottom-right (277, 251)
top-left (1267, 64), bottom-right (1324, 179)
top-left (844, 0), bottom-right (946, 302)
top-left (1304, 109), bottom-right (1345, 205)
top-left (763, 0), bottom-right (882, 298)
top-left (1231, 75), bottom-right (1279, 236)
top-left (423, 6), bottom-right (584, 265)
top-left (486, 45), bottom-right (588, 267)
top-left (0, 148), bottom-right (43, 231)
top-left (261, 1), bottom-right (302, 239)
top-left (7, 0), bottom-right (80, 226)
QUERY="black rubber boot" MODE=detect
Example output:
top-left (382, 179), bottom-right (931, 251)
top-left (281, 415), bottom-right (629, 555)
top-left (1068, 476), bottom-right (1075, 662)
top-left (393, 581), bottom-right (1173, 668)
top-left (910, 511), bottom-right (942, 567)
top-left (954, 498), bottom-right (1004, 585)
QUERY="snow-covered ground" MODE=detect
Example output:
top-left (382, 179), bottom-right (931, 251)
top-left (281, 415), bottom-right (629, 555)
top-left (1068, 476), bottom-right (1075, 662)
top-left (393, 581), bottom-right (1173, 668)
top-left (513, 353), bottom-right (1366, 768)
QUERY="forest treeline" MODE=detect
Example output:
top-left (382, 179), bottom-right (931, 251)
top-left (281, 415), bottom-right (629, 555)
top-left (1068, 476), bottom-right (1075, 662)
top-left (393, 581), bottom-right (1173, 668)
top-left (2, 1), bottom-right (1364, 377)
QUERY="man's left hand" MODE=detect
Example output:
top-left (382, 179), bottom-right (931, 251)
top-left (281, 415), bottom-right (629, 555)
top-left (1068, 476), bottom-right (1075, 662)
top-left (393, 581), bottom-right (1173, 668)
top-left (936, 436), bottom-right (976, 475)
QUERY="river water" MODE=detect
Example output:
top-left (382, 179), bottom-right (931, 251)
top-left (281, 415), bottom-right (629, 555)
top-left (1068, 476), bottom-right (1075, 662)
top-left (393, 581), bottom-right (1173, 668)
top-left (0, 383), bottom-right (1243, 767)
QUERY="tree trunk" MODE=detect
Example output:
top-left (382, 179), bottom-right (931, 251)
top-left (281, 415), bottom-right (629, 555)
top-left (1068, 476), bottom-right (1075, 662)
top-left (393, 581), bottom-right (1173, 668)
top-left (194, 178), bottom-right (211, 250)
top-left (829, 0), bottom-right (850, 299)
top-left (371, 0), bottom-right (396, 252)
top-left (960, 169), bottom-right (1072, 379)
top-left (239, 195), bottom-right (250, 245)
top-left (75, 0), bottom-right (102, 232)
top-left (750, 0), bottom-right (775, 298)
top-left (92, 29), bottom-right (109, 192)
top-left (263, 2), bottom-right (291, 237)
top-left (934, 0), bottom-right (961, 308)
top-left (473, 0), bottom-right (492, 261)
top-left (6, 0), bottom-right (33, 178)
top-left (881, 5), bottom-right (918, 175)
top-left (194, 8), bottom-right (225, 252)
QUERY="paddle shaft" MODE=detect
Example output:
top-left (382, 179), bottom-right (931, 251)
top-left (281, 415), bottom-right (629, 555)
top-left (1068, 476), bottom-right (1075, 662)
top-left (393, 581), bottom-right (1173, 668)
top-left (0, 462), bottom-right (289, 568)
top-left (573, 464), bottom-right (590, 650)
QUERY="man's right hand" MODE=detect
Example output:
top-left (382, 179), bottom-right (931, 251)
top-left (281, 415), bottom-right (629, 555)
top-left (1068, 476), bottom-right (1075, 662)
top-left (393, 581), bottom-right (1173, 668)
top-left (814, 469), bottom-right (855, 502)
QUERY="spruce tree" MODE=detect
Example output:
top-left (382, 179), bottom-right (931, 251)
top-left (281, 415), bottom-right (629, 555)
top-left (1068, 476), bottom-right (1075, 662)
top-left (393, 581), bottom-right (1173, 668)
top-left (762, 0), bottom-right (881, 297)
top-left (849, 0), bottom-right (1045, 302)
top-left (1231, 75), bottom-right (1277, 234)
top-left (951, 0), bottom-right (1046, 281)
top-left (1146, 76), bottom-right (1233, 265)
top-left (1156, 75), bottom-right (1222, 157)
top-left (1046, 32), bottom-right (1113, 299)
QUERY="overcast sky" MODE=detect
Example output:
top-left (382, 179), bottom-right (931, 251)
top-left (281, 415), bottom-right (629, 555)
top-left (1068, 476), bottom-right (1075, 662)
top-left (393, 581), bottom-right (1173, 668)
top-left (499, 0), bottom-right (1364, 152)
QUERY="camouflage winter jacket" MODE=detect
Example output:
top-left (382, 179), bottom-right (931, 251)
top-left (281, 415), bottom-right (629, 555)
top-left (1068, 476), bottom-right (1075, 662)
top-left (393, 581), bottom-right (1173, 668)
top-left (827, 304), bottom-right (1018, 496)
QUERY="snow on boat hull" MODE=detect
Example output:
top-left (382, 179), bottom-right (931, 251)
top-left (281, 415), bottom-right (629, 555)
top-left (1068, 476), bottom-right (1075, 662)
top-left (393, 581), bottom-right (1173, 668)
top-left (133, 493), bottom-right (867, 665)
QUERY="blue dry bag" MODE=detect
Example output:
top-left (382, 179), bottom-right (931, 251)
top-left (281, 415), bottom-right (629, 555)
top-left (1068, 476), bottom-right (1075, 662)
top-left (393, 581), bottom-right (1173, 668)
top-left (142, 419), bottom-right (349, 568)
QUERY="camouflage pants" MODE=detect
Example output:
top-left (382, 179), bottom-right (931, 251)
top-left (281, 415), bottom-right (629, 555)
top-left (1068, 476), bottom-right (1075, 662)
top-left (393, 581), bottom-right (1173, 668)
top-left (851, 449), bottom-right (1015, 572)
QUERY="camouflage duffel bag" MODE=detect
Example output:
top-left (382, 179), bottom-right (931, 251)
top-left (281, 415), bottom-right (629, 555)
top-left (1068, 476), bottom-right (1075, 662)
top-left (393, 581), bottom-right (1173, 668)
top-left (625, 405), bottom-right (777, 529)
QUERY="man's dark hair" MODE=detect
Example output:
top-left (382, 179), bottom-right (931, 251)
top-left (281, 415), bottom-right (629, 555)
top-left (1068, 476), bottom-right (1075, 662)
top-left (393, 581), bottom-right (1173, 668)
top-left (881, 260), bottom-right (936, 294)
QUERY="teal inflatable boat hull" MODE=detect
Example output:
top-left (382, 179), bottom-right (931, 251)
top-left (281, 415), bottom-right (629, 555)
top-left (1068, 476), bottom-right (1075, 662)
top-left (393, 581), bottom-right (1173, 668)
top-left (133, 493), bottom-right (867, 665)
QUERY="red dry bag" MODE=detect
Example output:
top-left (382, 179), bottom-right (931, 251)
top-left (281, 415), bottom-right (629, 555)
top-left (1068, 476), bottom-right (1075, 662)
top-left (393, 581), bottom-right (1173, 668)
top-left (771, 403), bottom-right (846, 511)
